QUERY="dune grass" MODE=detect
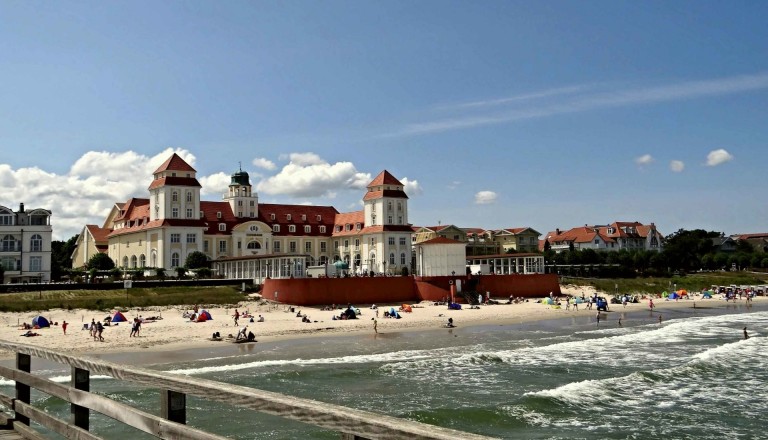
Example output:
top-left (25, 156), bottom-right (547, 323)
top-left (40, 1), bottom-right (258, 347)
top-left (0, 286), bottom-right (247, 313)
top-left (564, 272), bottom-right (768, 295)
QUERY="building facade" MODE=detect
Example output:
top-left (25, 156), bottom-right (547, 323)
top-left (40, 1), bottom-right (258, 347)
top-left (0, 203), bottom-right (52, 284)
top-left (544, 221), bottom-right (663, 252)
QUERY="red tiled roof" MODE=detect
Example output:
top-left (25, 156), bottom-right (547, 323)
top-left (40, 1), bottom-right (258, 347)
top-left (367, 170), bottom-right (403, 187)
top-left (332, 211), bottom-right (365, 237)
top-left (461, 227), bottom-right (488, 235)
top-left (153, 153), bottom-right (196, 174)
top-left (418, 236), bottom-right (465, 245)
top-left (257, 203), bottom-right (339, 237)
top-left (85, 225), bottom-right (111, 244)
top-left (735, 232), bottom-right (768, 239)
top-left (362, 189), bottom-right (409, 201)
top-left (114, 198), bottom-right (150, 221)
top-left (547, 226), bottom-right (615, 244)
top-left (147, 176), bottom-right (202, 190)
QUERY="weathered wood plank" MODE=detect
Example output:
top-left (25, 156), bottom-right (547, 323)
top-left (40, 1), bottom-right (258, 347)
top-left (14, 355), bottom-right (29, 427)
top-left (0, 367), bottom-right (226, 440)
top-left (12, 421), bottom-right (47, 440)
top-left (14, 401), bottom-right (98, 440)
top-left (0, 394), bottom-right (14, 411)
top-left (0, 341), bottom-right (497, 440)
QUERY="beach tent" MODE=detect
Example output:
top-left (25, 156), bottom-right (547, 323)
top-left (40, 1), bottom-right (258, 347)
top-left (111, 311), bottom-right (128, 322)
top-left (678, 289), bottom-right (688, 296)
top-left (390, 307), bottom-right (397, 316)
top-left (401, 304), bottom-right (413, 313)
top-left (197, 310), bottom-right (213, 322)
top-left (542, 297), bottom-right (554, 305)
top-left (31, 316), bottom-right (50, 328)
top-left (668, 293), bottom-right (679, 300)
top-left (448, 303), bottom-right (462, 310)
top-left (702, 291), bottom-right (713, 299)
top-left (661, 291), bottom-right (669, 298)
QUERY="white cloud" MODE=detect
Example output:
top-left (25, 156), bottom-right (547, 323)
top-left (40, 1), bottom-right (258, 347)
top-left (706, 149), bottom-right (734, 166)
top-left (0, 148), bottom-right (199, 240)
top-left (474, 191), bottom-right (497, 205)
top-left (635, 154), bottom-right (654, 166)
top-left (256, 152), bottom-right (371, 198)
top-left (252, 157), bottom-right (276, 170)
top-left (199, 172), bottom-right (230, 196)
top-left (400, 177), bottom-right (423, 196)
top-left (670, 160), bottom-right (685, 172)
top-left (447, 180), bottom-right (461, 190)
top-left (398, 72), bottom-right (768, 136)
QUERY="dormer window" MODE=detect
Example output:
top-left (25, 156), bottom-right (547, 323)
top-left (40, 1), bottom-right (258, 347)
top-left (216, 212), bottom-right (222, 219)
top-left (301, 214), bottom-right (306, 221)
top-left (270, 213), bottom-right (275, 220)
top-left (319, 226), bottom-right (326, 233)
top-left (316, 215), bottom-right (322, 221)
top-left (199, 211), bottom-right (204, 218)
top-left (356, 223), bottom-right (362, 230)
top-left (304, 225), bottom-right (311, 233)
top-left (335, 225), bottom-right (342, 232)
top-left (273, 225), bottom-right (280, 232)
top-left (286, 214), bottom-right (292, 221)
top-left (289, 225), bottom-right (296, 233)
top-left (345, 224), bottom-right (351, 231)
top-left (219, 224), bottom-right (226, 231)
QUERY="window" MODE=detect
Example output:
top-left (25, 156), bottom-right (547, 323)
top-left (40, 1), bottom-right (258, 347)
top-left (304, 225), bottom-right (311, 233)
top-left (389, 253), bottom-right (395, 265)
top-left (397, 202), bottom-right (402, 211)
top-left (286, 214), bottom-right (292, 221)
top-left (345, 224), bottom-right (351, 231)
top-left (398, 216), bottom-right (402, 224)
top-left (399, 237), bottom-right (406, 246)
top-left (0, 212), bottom-right (13, 226)
top-left (1, 235), bottom-right (15, 252)
top-left (249, 201), bottom-right (255, 207)
top-left (319, 226), bottom-right (326, 233)
top-left (320, 242), bottom-right (327, 253)
top-left (172, 207), bottom-right (179, 218)
top-left (139, 254), bottom-right (146, 267)
top-left (301, 214), bottom-right (306, 221)
top-left (388, 216), bottom-right (392, 224)
top-left (388, 237), bottom-right (395, 245)
top-left (288, 225), bottom-right (296, 233)
top-left (219, 224), bottom-right (226, 231)
top-left (30, 234), bottom-right (43, 252)
top-left (289, 241), bottom-right (297, 253)
top-left (316, 215), bottom-right (322, 221)
top-left (0, 257), bottom-right (19, 271)
top-left (370, 253), bottom-right (376, 267)
top-left (273, 241), bottom-right (281, 252)
top-left (305, 242), bottom-right (312, 253)
top-left (172, 191), bottom-right (178, 202)
top-left (271, 213), bottom-right (276, 220)
top-left (199, 211), bottom-right (204, 218)
top-left (344, 239), bottom-right (349, 249)
top-left (334, 240), bottom-right (340, 250)
top-left (216, 212), bottom-right (222, 219)
top-left (170, 233), bottom-right (181, 243)
top-left (387, 202), bottom-right (392, 211)
top-left (273, 225), bottom-right (280, 233)
top-left (131, 255), bottom-right (138, 268)
top-left (29, 256), bottom-right (42, 272)
top-left (186, 234), bottom-right (196, 243)
top-left (400, 252), bottom-right (406, 265)
top-left (370, 238), bottom-right (376, 246)
top-left (247, 241), bottom-right (261, 250)
top-left (218, 241), bottom-right (227, 253)
top-left (203, 240), bottom-right (209, 252)
top-left (171, 252), bottom-right (180, 268)
top-left (355, 239), bottom-right (360, 249)
top-left (354, 254), bottom-right (361, 267)
top-left (237, 240), bottom-right (242, 250)
top-left (186, 192), bottom-right (192, 202)
top-left (594, 240), bottom-right (600, 245)
top-left (237, 200), bottom-right (243, 206)
top-left (371, 214), bottom-right (376, 225)
top-left (186, 208), bottom-right (193, 218)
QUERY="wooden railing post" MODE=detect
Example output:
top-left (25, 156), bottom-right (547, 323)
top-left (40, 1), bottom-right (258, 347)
top-left (160, 390), bottom-right (186, 424)
top-left (15, 353), bottom-right (30, 425)
top-left (71, 367), bottom-right (90, 430)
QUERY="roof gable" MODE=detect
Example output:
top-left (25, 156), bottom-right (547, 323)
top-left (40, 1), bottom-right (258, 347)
top-left (367, 170), bottom-right (403, 187)
top-left (153, 153), bottom-right (196, 174)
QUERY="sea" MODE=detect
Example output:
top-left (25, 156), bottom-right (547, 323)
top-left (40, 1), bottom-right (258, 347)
top-left (5, 301), bottom-right (767, 439)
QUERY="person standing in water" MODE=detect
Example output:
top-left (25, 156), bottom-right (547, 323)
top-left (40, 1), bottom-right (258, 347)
top-left (743, 327), bottom-right (749, 339)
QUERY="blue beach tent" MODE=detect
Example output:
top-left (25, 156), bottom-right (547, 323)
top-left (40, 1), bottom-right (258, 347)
top-left (32, 316), bottom-right (50, 328)
top-left (111, 311), bottom-right (128, 322)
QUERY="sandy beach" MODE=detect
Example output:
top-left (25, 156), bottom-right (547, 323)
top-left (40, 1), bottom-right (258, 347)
top-left (1, 285), bottom-right (763, 358)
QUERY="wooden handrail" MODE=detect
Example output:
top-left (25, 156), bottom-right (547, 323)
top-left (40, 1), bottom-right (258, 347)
top-left (0, 341), bottom-right (496, 440)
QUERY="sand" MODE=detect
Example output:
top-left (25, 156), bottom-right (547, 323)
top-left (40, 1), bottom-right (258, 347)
top-left (1, 285), bottom-right (763, 358)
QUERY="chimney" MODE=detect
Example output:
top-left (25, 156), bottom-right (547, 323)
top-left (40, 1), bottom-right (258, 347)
top-left (555, 228), bottom-right (560, 235)
top-left (19, 203), bottom-right (24, 213)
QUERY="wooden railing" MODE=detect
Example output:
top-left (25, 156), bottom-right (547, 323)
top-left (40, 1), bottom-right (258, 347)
top-left (0, 341), bottom-right (496, 440)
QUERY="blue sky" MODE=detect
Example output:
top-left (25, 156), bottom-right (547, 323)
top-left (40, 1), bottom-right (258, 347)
top-left (1, 1), bottom-right (766, 240)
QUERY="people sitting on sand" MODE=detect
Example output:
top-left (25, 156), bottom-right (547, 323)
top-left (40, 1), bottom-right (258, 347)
top-left (257, 315), bottom-right (264, 322)
top-left (247, 331), bottom-right (256, 342)
top-left (302, 316), bottom-right (311, 323)
top-left (445, 317), bottom-right (455, 328)
top-left (296, 310), bottom-right (302, 317)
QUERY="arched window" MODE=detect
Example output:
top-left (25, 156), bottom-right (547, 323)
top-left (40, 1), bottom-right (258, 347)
top-left (151, 250), bottom-right (157, 267)
top-left (389, 253), bottom-right (395, 265)
top-left (122, 256), bottom-right (129, 268)
top-left (171, 252), bottom-right (180, 268)
top-left (172, 191), bottom-right (179, 202)
top-left (131, 255), bottom-right (138, 268)
top-left (30, 234), bottom-right (43, 252)
top-left (344, 255), bottom-right (350, 265)
top-left (319, 256), bottom-right (328, 265)
top-left (307, 256), bottom-right (315, 266)
top-left (0, 207), bottom-right (14, 226)
top-left (354, 254), bottom-right (361, 267)
top-left (369, 253), bottom-right (376, 268)
top-left (247, 241), bottom-right (261, 250)
top-left (2, 235), bottom-right (16, 252)
top-left (139, 254), bottom-right (146, 267)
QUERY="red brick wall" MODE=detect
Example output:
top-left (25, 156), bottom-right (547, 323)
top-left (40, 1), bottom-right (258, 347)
top-left (476, 274), bottom-right (561, 299)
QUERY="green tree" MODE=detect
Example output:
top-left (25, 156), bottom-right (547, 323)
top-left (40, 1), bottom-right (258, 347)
top-left (175, 267), bottom-right (187, 279)
top-left (184, 251), bottom-right (210, 269)
top-left (87, 253), bottom-right (115, 270)
top-left (51, 235), bottom-right (78, 280)
top-left (196, 267), bottom-right (212, 278)
top-left (155, 268), bottom-right (167, 279)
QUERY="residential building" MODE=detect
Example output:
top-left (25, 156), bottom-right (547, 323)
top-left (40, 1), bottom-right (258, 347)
top-left (0, 203), bottom-right (52, 283)
top-left (492, 227), bottom-right (541, 253)
top-left (544, 221), bottom-right (663, 252)
top-left (462, 228), bottom-right (500, 256)
top-left (733, 233), bottom-right (768, 253)
top-left (412, 225), bottom-right (467, 245)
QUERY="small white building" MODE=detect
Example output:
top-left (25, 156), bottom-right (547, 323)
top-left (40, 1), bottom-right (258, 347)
top-left (414, 237), bottom-right (466, 276)
top-left (0, 203), bottom-right (53, 284)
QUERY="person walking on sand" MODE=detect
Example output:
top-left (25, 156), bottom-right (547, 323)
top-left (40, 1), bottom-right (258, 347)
top-left (90, 319), bottom-right (97, 339)
top-left (96, 321), bottom-right (104, 342)
top-left (572, 297), bottom-right (579, 311)
top-left (62, 321), bottom-right (68, 335)
top-left (234, 309), bottom-right (240, 326)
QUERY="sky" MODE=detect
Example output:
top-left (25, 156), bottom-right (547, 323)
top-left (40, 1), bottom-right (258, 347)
top-left (1, 1), bottom-right (767, 241)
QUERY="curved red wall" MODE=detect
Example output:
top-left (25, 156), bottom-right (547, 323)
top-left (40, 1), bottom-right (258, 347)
top-left (261, 274), bottom-right (560, 306)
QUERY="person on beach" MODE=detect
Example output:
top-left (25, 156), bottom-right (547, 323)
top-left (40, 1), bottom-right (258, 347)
top-left (743, 327), bottom-right (749, 339)
top-left (658, 315), bottom-right (663, 324)
top-left (572, 297), bottom-right (579, 311)
top-left (90, 319), bottom-right (97, 339)
top-left (96, 321), bottom-right (104, 341)
top-left (373, 318), bottom-right (378, 334)
top-left (596, 312), bottom-right (600, 325)
top-left (233, 309), bottom-right (240, 326)
top-left (62, 321), bottom-right (68, 335)
top-left (649, 298), bottom-right (655, 311)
